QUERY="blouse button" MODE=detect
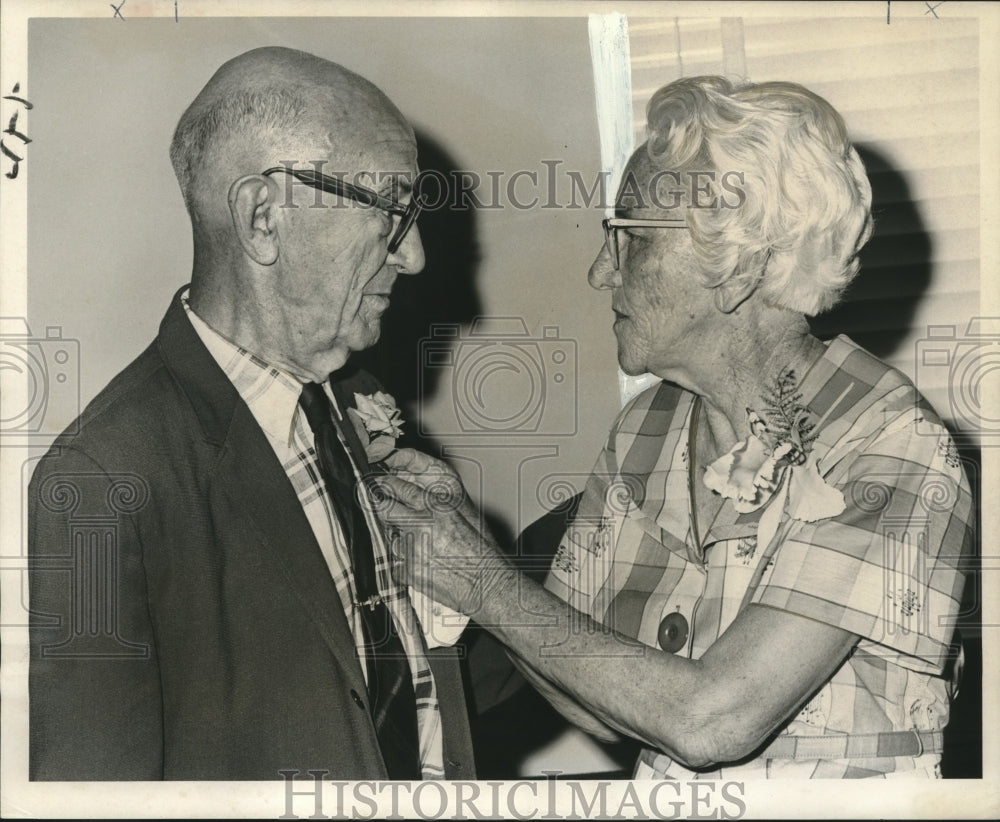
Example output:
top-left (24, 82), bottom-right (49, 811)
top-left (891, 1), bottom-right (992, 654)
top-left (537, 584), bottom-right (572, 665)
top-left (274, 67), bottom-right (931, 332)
top-left (657, 612), bottom-right (689, 653)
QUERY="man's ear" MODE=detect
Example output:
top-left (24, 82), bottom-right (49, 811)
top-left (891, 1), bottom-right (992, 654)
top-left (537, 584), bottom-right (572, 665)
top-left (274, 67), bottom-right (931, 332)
top-left (227, 175), bottom-right (279, 265)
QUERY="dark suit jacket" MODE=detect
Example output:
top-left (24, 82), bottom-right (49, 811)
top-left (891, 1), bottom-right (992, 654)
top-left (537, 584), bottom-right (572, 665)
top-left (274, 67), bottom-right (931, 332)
top-left (28, 288), bottom-right (475, 780)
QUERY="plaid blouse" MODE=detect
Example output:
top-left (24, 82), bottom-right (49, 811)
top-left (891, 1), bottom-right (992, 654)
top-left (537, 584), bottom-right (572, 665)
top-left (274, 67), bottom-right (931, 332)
top-left (546, 336), bottom-right (973, 779)
top-left (183, 295), bottom-right (448, 779)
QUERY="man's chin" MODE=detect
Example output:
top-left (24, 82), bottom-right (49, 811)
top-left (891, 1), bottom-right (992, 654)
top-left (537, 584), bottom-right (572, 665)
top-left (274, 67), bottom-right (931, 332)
top-left (342, 321), bottom-right (383, 355)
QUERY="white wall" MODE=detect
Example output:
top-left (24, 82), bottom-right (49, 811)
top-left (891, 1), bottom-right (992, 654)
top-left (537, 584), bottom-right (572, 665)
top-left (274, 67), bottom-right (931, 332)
top-left (25, 15), bottom-right (623, 777)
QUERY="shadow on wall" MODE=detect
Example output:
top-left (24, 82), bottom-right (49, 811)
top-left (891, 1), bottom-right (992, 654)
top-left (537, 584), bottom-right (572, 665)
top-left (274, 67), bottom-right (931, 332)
top-left (809, 143), bottom-right (931, 360)
top-left (942, 444), bottom-right (983, 779)
top-left (354, 130), bottom-right (577, 772)
top-left (811, 142), bottom-right (982, 779)
top-left (357, 129), bottom-right (631, 776)
top-left (355, 128), bottom-right (483, 435)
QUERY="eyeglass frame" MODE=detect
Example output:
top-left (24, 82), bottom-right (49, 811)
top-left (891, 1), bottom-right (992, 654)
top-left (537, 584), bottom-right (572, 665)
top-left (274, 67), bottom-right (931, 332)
top-left (602, 217), bottom-right (688, 270)
top-left (262, 165), bottom-right (423, 254)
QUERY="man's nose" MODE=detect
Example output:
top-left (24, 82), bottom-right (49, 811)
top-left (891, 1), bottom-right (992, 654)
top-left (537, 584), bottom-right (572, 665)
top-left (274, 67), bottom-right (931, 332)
top-left (387, 224), bottom-right (425, 275)
top-left (588, 243), bottom-right (620, 290)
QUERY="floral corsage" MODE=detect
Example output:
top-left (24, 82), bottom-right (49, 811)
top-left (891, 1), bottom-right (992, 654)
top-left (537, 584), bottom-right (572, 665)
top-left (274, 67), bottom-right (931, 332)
top-left (346, 391), bottom-right (404, 463)
top-left (702, 369), bottom-right (845, 548)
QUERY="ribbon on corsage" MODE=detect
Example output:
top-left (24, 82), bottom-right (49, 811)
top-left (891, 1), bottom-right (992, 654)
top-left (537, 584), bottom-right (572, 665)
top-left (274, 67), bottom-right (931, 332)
top-left (702, 369), bottom-right (845, 551)
top-left (346, 391), bottom-right (404, 463)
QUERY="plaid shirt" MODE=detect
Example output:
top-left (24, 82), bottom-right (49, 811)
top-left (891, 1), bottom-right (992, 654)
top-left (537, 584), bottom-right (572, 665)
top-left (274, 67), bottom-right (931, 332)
top-left (183, 295), bottom-right (447, 779)
top-left (546, 336), bottom-right (973, 779)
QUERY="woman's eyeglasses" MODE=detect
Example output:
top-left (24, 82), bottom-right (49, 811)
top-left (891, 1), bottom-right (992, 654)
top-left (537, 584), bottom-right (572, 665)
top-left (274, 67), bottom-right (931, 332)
top-left (602, 217), bottom-right (687, 269)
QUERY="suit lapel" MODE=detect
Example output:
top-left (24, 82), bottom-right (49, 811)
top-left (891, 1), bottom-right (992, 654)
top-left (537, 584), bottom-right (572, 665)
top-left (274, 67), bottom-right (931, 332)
top-left (218, 402), bottom-right (364, 681)
top-left (157, 288), bottom-right (365, 687)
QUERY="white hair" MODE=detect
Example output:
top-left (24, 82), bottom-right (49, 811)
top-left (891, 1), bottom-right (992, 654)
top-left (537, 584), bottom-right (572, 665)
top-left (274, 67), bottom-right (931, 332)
top-left (169, 86), bottom-right (309, 212)
top-left (645, 76), bottom-right (873, 316)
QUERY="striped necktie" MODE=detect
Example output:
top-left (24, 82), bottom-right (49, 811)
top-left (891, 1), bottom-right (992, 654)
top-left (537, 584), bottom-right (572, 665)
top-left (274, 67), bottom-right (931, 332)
top-left (298, 381), bottom-right (420, 779)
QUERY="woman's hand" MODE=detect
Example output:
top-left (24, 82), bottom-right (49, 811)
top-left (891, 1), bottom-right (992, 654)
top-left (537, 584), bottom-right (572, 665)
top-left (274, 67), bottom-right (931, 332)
top-left (373, 449), bottom-right (514, 616)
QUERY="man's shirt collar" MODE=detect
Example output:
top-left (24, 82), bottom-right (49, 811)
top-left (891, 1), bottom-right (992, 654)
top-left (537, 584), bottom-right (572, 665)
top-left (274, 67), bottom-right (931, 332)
top-left (181, 290), bottom-right (308, 448)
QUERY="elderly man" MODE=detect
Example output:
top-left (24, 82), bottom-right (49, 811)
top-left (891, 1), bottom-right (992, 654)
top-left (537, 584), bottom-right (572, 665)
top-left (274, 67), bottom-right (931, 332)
top-left (28, 47), bottom-right (474, 781)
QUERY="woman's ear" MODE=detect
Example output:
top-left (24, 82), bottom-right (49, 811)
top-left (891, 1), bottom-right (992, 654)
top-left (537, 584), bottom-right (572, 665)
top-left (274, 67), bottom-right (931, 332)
top-left (713, 273), bottom-right (760, 314)
top-left (227, 175), bottom-right (279, 265)
top-left (713, 252), bottom-right (768, 314)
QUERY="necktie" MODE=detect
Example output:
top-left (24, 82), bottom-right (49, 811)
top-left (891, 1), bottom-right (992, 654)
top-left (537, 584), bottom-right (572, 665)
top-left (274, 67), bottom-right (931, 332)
top-left (298, 381), bottom-right (421, 780)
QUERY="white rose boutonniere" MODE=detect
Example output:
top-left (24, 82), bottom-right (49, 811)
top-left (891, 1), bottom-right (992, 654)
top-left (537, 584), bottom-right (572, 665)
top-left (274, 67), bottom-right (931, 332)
top-left (703, 368), bottom-right (846, 550)
top-left (346, 391), bottom-right (404, 463)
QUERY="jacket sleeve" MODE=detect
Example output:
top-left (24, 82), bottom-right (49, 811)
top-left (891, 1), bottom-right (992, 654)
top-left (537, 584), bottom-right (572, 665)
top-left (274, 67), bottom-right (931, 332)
top-left (29, 445), bottom-right (164, 780)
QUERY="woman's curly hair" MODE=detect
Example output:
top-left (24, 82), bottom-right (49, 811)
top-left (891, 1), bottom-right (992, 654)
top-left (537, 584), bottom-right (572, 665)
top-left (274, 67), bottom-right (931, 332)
top-left (644, 76), bottom-right (873, 316)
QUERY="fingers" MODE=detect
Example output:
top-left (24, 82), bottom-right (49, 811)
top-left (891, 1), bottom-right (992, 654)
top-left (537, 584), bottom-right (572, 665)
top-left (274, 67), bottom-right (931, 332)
top-left (383, 448), bottom-right (437, 474)
top-left (383, 526), bottom-right (413, 587)
top-left (384, 449), bottom-right (459, 488)
top-left (373, 474), bottom-right (429, 517)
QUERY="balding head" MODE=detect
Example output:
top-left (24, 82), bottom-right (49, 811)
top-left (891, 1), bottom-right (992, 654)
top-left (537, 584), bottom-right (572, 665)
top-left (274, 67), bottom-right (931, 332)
top-left (170, 46), bottom-right (413, 218)
top-left (171, 47), bottom-right (424, 382)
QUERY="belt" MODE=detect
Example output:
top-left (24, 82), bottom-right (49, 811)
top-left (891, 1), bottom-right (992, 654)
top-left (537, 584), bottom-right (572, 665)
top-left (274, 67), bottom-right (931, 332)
top-left (762, 729), bottom-right (943, 760)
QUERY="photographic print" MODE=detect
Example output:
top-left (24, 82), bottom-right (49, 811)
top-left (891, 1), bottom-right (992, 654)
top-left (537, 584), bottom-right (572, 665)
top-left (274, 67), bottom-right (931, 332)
top-left (1, 1), bottom-right (996, 818)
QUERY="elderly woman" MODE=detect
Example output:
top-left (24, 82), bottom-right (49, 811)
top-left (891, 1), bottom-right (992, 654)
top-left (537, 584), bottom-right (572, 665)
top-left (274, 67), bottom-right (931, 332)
top-left (379, 76), bottom-right (973, 779)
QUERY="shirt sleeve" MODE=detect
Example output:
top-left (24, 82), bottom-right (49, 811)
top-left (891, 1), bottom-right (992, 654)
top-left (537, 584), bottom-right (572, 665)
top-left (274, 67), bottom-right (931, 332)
top-left (543, 387), bottom-right (659, 621)
top-left (751, 416), bottom-right (973, 676)
top-left (543, 431), bottom-right (619, 617)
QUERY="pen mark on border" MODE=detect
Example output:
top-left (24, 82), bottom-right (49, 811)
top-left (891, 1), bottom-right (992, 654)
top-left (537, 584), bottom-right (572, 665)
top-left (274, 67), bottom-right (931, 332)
top-left (2, 83), bottom-right (32, 180)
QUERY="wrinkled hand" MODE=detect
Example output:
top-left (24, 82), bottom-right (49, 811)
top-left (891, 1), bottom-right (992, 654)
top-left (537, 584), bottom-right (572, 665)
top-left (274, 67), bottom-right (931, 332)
top-left (372, 449), bottom-right (513, 617)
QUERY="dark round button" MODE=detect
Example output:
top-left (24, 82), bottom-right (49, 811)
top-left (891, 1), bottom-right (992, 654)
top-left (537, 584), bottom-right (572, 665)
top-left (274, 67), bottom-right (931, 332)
top-left (350, 689), bottom-right (365, 710)
top-left (657, 612), bottom-right (689, 653)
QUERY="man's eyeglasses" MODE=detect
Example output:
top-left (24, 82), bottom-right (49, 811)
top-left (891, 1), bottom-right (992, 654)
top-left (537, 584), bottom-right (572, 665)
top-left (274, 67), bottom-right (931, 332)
top-left (263, 166), bottom-right (422, 254)
top-left (602, 217), bottom-right (687, 270)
